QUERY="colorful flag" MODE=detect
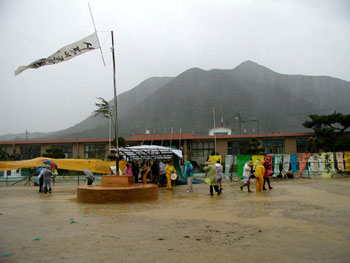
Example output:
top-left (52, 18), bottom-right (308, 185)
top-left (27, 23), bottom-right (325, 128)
top-left (321, 152), bottom-right (335, 177)
top-left (282, 154), bottom-right (290, 174)
top-left (335, 152), bottom-right (344, 171)
top-left (15, 32), bottom-right (100, 75)
top-left (299, 153), bottom-right (312, 176)
top-left (237, 155), bottom-right (251, 178)
top-left (290, 154), bottom-right (297, 172)
top-left (345, 152), bottom-right (350, 171)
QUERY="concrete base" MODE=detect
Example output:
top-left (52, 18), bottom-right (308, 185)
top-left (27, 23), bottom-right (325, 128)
top-left (77, 175), bottom-right (158, 204)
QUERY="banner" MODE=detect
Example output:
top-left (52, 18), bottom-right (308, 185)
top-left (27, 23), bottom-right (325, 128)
top-left (298, 153), bottom-right (312, 176)
top-left (209, 155), bottom-right (221, 164)
top-left (225, 155), bottom-right (233, 177)
top-left (321, 152), bottom-right (334, 177)
top-left (282, 154), bottom-right (290, 174)
top-left (15, 32), bottom-right (100, 75)
top-left (308, 154), bottom-right (321, 174)
top-left (290, 154), bottom-right (297, 172)
top-left (252, 155), bottom-right (264, 168)
top-left (264, 155), bottom-right (274, 176)
top-left (237, 155), bottom-right (251, 178)
top-left (345, 152), bottom-right (350, 172)
top-left (273, 155), bottom-right (282, 177)
top-left (336, 152), bottom-right (344, 171)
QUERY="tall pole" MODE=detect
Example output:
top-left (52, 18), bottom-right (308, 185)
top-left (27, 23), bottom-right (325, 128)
top-left (111, 31), bottom-right (119, 174)
top-left (213, 106), bottom-right (217, 155)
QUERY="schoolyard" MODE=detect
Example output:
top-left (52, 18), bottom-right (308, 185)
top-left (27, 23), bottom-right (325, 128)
top-left (0, 177), bottom-right (349, 263)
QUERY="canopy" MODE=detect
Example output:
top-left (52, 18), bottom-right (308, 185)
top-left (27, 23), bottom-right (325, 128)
top-left (0, 157), bottom-right (116, 174)
top-left (115, 145), bottom-right (183, 160)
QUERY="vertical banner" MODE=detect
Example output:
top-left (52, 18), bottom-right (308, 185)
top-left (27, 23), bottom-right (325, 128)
top-left (237, 155), bottom-right (251, 178)
top-left (321, 152), bottom-right (335, 177)
top-left (336, 152), bottom-right (345, 171)
top-left (252, 155), bottom-right (264, 168)
top-left (309, 154), bottom-right (321, 175)
top-left (290, 154), bottom-right (298, 172)
top-left (264, 155), bottom-right (274, 176)
top-left (298, 153), bottom-right (312, 176)
top-left (282, 154), bottom-right (290, 174)
top-left (225, 155), bottom-right (233, 177)
top-left (344, 152), bottom-right (350, 172)
top-left (273, 155), bottom-right (282, 177)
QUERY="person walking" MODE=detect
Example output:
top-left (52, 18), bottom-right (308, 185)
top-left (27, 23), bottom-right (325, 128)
top-left (131, 160), bottom-right (140, 183)
top-left (83, 168), bottom-right (95, 186)
top-left (42, 166), bottom-right (54, 194)
top-left (184, 161), bottom-right (194, 192)
top-left (165, 161), bottom-right (176, 190)
top-left (240, 160), bottom-right (253, 193)
top-left (204, 160), bottom-right (220, 195)
top-left (263, 159), bottom-right (273, 190)
top-left (158, 160), bottom-right (166, 187)
top-left (215, 160), bottom-right (223, 194)
top-left (254, 160), bottom-right (265, 192)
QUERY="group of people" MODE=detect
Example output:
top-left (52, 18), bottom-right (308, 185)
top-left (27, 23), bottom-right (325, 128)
top-left (202, 159), bottom-right (224, 195)
top-left (37, 166), bottom-right (54, 194)
top-left (241, 159), bottom-right (273, 193)
top-left (126, 160), bottom-right (177, 190)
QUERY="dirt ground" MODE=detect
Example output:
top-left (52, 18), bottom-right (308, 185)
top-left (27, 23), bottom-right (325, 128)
top-left (0, 177), bottom-right (350, 263)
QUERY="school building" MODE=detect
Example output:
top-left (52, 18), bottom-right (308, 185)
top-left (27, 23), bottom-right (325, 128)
top-left (0, 131), bottom-right (313, 164)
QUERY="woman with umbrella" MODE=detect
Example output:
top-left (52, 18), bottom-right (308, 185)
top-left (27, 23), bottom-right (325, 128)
top-left (83, 169), bottom-right (95, 185)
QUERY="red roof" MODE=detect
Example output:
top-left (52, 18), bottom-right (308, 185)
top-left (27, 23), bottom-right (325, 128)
top-left (0, 132), bottom-right (313, 145)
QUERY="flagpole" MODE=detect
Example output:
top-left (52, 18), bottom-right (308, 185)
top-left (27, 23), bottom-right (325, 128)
top-left (111, 30), bottom-right (119, 174)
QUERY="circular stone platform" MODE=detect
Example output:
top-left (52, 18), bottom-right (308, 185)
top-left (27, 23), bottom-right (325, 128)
top-left (77, 184), bottom-right (158, 204)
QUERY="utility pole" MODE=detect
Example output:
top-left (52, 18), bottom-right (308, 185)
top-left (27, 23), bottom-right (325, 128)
top-left (213, 106), bottom-right (217, 154)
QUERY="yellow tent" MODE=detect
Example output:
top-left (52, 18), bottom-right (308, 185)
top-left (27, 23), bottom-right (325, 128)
top-left (0, 157), bottom-right (124, 174)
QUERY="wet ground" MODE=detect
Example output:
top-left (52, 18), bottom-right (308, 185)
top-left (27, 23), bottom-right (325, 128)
top-left (0, 177), bottom-right (350, 263)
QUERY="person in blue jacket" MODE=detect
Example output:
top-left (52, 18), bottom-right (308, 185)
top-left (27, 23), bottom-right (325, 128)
top-left (184, 161), bottom-right (194, 192)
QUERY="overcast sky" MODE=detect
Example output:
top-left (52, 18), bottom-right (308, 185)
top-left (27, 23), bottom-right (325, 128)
top-left (1, 0), bottom-right (349, 136)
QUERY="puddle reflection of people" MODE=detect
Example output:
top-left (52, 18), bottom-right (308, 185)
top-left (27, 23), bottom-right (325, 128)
top-left (240, 161), bottom-right (253, 193)
top-left (204, 160), bottom-right (220, 196)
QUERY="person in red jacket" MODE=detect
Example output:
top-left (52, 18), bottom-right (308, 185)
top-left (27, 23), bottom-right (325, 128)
top-left (263, 159), bottom-right (273, 190)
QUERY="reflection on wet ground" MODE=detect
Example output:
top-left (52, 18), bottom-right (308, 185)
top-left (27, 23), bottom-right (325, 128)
top-left (0, 178), bottom-right (350, 262)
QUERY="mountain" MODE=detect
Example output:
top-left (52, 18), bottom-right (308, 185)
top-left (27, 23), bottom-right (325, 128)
top-left (2, 61), bottom-right (350, 140)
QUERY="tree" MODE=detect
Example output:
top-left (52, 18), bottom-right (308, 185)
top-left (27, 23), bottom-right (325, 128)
top-left (303, 112), bottom-right (350, 152)
top-left (42, 147), bottom-right (65, 159)
top-left (111, 137), bottom-right (126, 147)
top-left (246, 138), bottom-right (264, 154)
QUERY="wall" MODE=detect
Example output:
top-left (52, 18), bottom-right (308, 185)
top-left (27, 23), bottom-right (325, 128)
top-left (285, 138), bottom-right (297, 154)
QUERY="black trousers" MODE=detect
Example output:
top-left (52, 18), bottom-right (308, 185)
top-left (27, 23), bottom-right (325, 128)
top-left (263, 177), bottom-right (272, 189)
top-left (210, 185), bottom-right (219, 195)
top-left (39, 176), bottom-right (44, 192)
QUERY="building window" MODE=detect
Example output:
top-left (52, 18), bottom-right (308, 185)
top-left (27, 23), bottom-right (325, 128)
top-left (0, 146), bottom-right (10, 154)
top-left (52, 144), bottom-right (73, 158)
top-left (262, 139), bottom-right (285, 154)
top-left (20, 145), bottom-right (41, 160)
top-left (227, 140), bottom-right (249, 155)
top-left (191, 140), bottom-right (214, 158)
top-left (84, 144), bottom-right (106, 159)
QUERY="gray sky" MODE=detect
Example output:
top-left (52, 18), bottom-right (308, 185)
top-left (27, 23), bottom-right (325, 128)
top-left (1, 0), bottom-right (349, 136)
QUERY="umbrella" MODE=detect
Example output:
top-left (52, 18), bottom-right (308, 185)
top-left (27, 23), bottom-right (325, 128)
top-left (83, 168), bottom-right (94, 180)
top-left (42, 159), bottom-right (56, 169)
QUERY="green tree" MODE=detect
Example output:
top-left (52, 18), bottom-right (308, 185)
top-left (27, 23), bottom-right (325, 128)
top-left (246, 138), bottom-right (264, 154)
top-left (42, 147), bottom-right (65, 159)
top-left (303, 112), bottom-right (350, 152)
top-left (111, 137), bottom-right (126, 148)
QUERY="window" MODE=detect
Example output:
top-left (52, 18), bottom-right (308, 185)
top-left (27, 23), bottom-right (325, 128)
top-left (84, 144), bottom-right (106, 159)
top-left (190, 140), bottom-right (214, 157)
top-left (52, 144), bottom-right (73, 158)
top-left (227, 140), bottom-right (249, 155)
top-left (262, 139), bottom-right (285, 154)
top-left (20, 145), bottom-right (41, 160)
